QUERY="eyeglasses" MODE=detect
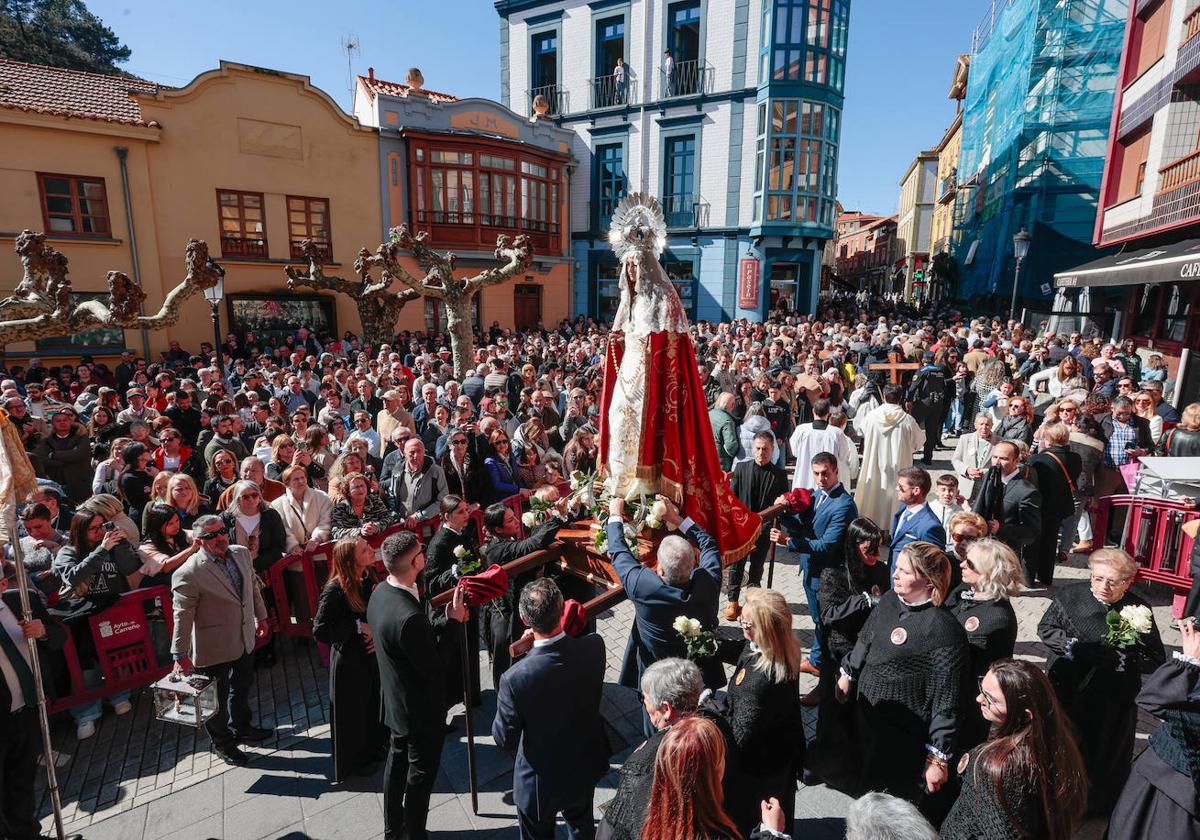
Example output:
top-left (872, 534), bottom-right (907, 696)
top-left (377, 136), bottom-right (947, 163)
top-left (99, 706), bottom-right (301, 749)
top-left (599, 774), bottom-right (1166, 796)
top-left (738, 619), bottom-right (753, 629)
top-left (451, 438), bottom-right (468, 446)
top-left (198, 527), bottom-right (229, 540)
top-left (1091, 573), bottom-right (1128, 588)
top-left (977, 677), bottom-right (1002, 710)
top-left (952, 531), bottom-right (979, 545)
top-left (240, 492), bottom-right (261, 501)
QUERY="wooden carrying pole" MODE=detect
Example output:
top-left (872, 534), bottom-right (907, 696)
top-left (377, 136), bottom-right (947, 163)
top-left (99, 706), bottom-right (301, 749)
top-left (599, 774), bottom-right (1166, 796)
top-left (6, 496), bottom-right (66, 840)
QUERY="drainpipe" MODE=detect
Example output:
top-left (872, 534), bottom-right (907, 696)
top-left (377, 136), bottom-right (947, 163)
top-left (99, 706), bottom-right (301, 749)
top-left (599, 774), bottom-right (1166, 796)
top-left (114, 146), bottom-right (151, 359)
top-left (640, 0), bottom-right (653, 193)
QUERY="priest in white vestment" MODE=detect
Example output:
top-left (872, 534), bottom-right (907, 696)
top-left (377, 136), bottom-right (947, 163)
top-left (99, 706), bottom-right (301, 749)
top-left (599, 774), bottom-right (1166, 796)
top-left (853, 388), bottom-right (925, 529)
top-left (789, 401), bottom-right (859, 489)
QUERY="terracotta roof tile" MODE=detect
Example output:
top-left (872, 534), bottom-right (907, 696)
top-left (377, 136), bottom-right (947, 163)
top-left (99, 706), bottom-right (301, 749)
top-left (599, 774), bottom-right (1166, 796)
top-left (0, 59), bottom-right (159, 127)
top-left (358, 73), bottom-right (457, 104)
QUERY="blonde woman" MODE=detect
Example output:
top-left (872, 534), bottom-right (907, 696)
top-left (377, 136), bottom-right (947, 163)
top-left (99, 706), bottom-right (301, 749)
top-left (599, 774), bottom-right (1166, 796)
top-left (78, 493), bottom-right (140, 545)
top-left (945, 537), bottom-right (1022, 748)
top-left (166, 472), bottom-right (207, 528)
top-left (837, 541), bottom-right (967, 801)
top-left (725, 587), bottom-right (805, 828)
top-left (1132, 391), bottom-right (1163, 446)
top-left (1038, 548), bottom-right (1166, 815)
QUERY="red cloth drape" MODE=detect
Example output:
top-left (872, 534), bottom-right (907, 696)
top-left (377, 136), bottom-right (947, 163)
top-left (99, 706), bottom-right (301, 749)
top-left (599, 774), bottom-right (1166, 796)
top-left (599, 331), bottom-right (761, 563)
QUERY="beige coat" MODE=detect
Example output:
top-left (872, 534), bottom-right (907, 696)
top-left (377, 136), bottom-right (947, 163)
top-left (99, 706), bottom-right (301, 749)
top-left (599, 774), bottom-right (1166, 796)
top-left (171, 544), bottom-right (267, 667)
top-left (270, 488), bottom-right (334, 554)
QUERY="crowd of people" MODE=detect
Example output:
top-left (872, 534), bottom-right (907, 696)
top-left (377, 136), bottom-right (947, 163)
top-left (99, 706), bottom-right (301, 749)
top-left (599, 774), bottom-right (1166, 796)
top-left (1, 293), bottom-right (1200, 840)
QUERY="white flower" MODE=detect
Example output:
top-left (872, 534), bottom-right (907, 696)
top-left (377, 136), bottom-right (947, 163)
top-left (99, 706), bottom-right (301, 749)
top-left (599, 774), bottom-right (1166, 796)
top-left (686, 618), bottom-right (703, 637)
top-left (645, 515), bottom-right (662, 530)
top-left (672, 616), bottom-right (692, 635)
top-left (521, 511), bottom-right (537, 528)
top-left (651, 500), bottom-right (668, 519)
top-left (453, 545), bottom-right (469, 558)
top-left (1120, 604), bottom-right (1154, 634)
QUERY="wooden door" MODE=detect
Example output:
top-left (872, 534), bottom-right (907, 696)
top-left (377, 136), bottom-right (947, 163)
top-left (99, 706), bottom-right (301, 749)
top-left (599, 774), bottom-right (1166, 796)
top-left (513, 284), bottom-right (542, 330)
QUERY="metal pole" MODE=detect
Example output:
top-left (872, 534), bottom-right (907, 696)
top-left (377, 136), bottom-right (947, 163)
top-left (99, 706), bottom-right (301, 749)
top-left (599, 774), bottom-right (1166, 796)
top-left (210, 302), bottom-right (224, 379)
top-left (8, 506), bottom-right (66, 840)
top-left (114, 146), bottom-right (151, 361)
top-left (766, 541), bottom-right (776, 589)
top-left (460, 624), bottom-right (478, 815)
top-left (1009, 256), bottom-right (1023, 323)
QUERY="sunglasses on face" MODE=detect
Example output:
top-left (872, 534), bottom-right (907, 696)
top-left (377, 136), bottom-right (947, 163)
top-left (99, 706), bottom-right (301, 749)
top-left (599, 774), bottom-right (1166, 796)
top-left (198, 527), bottom-right (229, 540)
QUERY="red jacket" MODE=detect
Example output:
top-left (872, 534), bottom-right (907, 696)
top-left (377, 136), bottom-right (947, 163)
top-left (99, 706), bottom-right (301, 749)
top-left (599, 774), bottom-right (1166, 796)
top-left (154, 444), bottom-right (193, 474)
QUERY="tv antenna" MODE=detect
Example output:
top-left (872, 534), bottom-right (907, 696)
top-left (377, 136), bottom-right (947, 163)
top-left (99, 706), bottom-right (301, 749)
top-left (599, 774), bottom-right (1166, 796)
top-left (340, 34), bottom-right (361, 106)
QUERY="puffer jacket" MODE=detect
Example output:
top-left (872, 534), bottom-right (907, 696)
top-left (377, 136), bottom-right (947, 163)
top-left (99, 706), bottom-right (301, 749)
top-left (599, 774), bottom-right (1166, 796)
top-left (34, 423), bottom-right (93, 503)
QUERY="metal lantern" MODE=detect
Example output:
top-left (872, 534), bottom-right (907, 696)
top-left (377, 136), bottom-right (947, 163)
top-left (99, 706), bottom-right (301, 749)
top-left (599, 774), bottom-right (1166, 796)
top-left (152, 672), bottom-right (219, 727)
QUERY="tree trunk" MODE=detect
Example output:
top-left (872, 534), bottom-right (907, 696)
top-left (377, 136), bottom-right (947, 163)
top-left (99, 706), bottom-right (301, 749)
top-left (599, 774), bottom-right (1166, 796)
top-left (445, 301), bottom-right (475, 380)
top-left (357, 296), bottom-right (400, 351)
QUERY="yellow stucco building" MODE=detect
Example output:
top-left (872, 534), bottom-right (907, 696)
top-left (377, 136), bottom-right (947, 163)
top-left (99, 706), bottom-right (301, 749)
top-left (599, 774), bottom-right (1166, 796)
top-left (0, 58), bottom-right (573, 364)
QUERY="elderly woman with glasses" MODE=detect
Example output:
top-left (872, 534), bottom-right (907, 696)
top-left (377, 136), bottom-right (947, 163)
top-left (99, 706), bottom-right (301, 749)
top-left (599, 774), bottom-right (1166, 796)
top-left (438, 427), bottom-right (478, 503)
top-left (1038, 548), bottom-right (1165, 816)
top-left (945, 537), bottom-right (1021, 750)
top-left (220, 480), bottom-right (288, 574)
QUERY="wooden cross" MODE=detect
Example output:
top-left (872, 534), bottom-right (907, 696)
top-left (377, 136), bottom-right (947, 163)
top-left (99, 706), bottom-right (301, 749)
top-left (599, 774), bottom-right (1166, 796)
top-left (869, 352), bottom-right (921, 385)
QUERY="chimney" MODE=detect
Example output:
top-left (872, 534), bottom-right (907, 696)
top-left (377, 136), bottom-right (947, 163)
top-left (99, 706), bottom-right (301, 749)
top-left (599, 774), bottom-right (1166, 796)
top-left (368, 67), bottom-right (375, 83)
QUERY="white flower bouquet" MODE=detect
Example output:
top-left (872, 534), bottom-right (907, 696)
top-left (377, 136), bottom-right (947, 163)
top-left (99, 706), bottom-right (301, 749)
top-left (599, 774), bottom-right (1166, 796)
top-left (452, 543), bottom-right (482, 576)
top-left (672, 614), bottom-right (716, 659)
top-left (1079, 604), bottom-right (1154, 689)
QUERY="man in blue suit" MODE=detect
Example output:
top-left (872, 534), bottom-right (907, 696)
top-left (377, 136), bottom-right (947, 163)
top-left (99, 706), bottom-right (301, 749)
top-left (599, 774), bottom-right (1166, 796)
top-left (886, 466), bottom-right (946, 572)
top-left (608, 494), bottom-right (724, 735)
top-left (773, 451), bottom-right (856, 689)
top-left (493, 578), bottom-right (609, 840)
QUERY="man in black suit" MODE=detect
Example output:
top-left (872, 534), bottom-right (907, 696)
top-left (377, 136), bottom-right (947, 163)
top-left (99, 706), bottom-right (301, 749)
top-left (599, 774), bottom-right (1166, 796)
top-left (0, 563), bottom-right (79, 840)
top-left (368, 531), bottom-right (467, 840)
top-left (424, 495), bottom-right (481, 707)
top-left (725, 431), bottom-right (789, 620)
top-left (608, 495), bottom-right (723, 735)
top-left (481, 499), bottom-right (571, 686)
top-left (493, 578), bottom-right (608, 840)
top-left (972, 439), bottom-right (1042, 563)
top-left (1027, 422), bottom-right (1082, 586)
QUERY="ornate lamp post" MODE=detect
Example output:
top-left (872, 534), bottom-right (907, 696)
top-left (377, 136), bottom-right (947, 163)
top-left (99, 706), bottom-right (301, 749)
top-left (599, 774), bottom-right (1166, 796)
top-left (202, 258), bottom-right (226, 378)
top-left (1010, 225), bottom-right (1032, 323)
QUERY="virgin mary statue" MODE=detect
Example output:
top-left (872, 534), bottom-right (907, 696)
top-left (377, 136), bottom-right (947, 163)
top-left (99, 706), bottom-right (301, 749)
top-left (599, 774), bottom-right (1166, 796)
top-left (598, 193), bottom-right (760, 561)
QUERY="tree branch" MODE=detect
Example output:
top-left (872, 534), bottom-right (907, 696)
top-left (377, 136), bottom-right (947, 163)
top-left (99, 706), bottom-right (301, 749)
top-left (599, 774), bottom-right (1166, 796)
top-left (464, 234), bottom-right (534, 294)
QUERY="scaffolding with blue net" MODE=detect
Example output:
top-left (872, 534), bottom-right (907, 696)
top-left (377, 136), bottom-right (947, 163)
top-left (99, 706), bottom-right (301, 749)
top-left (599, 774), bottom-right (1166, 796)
top-left (951, 0), bottom-right (1127, 310)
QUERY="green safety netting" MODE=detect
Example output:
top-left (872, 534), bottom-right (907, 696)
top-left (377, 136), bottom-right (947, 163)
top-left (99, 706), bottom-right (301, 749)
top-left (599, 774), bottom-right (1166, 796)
top-left (952, 0), bottom-right (1127, 301)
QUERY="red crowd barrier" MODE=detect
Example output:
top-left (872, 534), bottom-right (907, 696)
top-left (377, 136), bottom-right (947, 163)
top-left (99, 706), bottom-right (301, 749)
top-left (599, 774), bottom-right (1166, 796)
top-left (42, 495), bottom-right (522, 712)
top-left (1093, 495), bottom-right (1199, 616)
top-left (48, 586), bottom-right (175, 714)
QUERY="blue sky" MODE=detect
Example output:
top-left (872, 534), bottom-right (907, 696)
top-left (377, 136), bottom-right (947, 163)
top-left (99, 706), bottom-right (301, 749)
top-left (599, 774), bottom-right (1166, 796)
top-left (91, 0), bottom-right (991, 215)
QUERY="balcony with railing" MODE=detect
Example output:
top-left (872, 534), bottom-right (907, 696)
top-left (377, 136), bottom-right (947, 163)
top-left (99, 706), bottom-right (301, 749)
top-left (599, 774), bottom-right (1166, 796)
top-left (220, 236), bottom-right (268, 258)
top-left (662, 194), bottom-right (710, 229)
top-left (289, 240), bottom-right (332, 262)
top-left (526, 84), bottom-right (568, 117)
top-left (1186, 4), bottom-right (1200, 46)
top-left (1158, 147), bottom-right (1200, 194)
top-left (589, 74), bottom-right (636, 110)
top-left (657, 60), bottom-right (714, 101)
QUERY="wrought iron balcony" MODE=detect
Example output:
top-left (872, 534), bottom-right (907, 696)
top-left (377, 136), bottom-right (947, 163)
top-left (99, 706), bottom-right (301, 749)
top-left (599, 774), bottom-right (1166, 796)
top-left (662, 193), bottom-right (710, 229)
top-left (526, 84), bottom-right (568, 117)
top-left (220, 236), bottom-right (268, 258)
top-left (657, 60), bottom-right (713, 101)
top-left (289, 240), bottom-right (331, 262)
top-left (590, 74), bottom-right (636, 110)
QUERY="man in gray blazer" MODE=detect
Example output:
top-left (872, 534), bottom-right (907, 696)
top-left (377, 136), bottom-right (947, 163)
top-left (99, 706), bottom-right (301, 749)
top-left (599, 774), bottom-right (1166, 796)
top-left (171, 515), bottom-right (270, 766)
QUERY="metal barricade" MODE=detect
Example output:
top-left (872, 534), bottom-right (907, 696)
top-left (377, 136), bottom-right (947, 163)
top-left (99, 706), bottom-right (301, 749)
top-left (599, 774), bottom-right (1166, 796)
top-left (1093, 495), bottom-right (1199, 616)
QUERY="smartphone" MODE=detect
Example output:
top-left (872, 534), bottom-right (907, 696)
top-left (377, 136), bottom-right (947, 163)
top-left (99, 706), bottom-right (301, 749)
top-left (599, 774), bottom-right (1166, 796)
top-left (103, 521), bottom-right (117, 532)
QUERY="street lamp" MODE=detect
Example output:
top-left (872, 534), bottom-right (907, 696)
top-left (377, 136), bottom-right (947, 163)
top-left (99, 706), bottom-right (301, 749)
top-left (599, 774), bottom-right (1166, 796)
top-left (1010, 225), bottom-right (1032, 323)
top-left (202, 257), bottom-right (226, 379)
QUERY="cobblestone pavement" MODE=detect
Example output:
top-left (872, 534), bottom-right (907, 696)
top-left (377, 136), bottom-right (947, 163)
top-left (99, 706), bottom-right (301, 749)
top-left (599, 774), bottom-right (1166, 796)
top-left (42, 442), bottom-right (1183, 839)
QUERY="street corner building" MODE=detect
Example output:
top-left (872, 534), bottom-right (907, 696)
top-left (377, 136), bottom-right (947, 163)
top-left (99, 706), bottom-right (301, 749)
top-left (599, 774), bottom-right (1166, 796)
top-left (495, 0), bottom-right (850, 325)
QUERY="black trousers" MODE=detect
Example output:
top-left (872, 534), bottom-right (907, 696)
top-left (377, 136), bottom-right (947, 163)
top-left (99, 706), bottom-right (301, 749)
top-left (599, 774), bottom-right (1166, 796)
top-left (486, 605), bottom-right (513, 690)
top-left (1028, 516), bottom-right (1065, 586)
top-left (918, 412), bottom-right (942, 462)
top-left (727, 535), bottom-right (773, 602)
top-left (0, 706), bottom-right (42, 839)
top-left (196, 650), bottom-right (255, 749)
top-left (517, 789), bottom-right (595, 840)
top-left (383, 729), bottom-right (442, 840)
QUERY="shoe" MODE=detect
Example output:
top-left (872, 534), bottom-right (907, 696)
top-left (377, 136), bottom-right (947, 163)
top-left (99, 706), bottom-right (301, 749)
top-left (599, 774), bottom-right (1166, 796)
top-left (798, 660), bottom-right (821, 678)
top-left (214, 744), bottom-right (250, 766)
top-left (75, 719), bottom-right (96, 740)
top-left (40, 834), bottom-right (83, 840)
top-left (112, 699), bottom-right (133, 716)
top-left (800, 688), bottom-right (822, 707)
top-left (723, 601), bottom-right (741, 621)
top-left (801, 768), bottom-right (823, 786)
top-left (1071, 540), bottom-right (1093, 554)
top-left (233, 725), bottom-right (273, 743)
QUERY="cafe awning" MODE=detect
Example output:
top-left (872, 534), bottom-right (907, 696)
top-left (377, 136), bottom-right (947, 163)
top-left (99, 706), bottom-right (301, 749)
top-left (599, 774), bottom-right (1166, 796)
top-left (1054, 238), bottom-right (1200, 289)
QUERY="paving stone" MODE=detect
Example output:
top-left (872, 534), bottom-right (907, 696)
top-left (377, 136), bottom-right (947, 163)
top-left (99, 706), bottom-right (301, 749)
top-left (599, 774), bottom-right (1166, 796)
top-left (220, 791), bottom-right (303, 840)
top-left (300, 792), bottom-right (382, 838)
top-left (68, 804), bottom-right (147, 840)
top-left (143, 776), bottom-right (223, 839)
